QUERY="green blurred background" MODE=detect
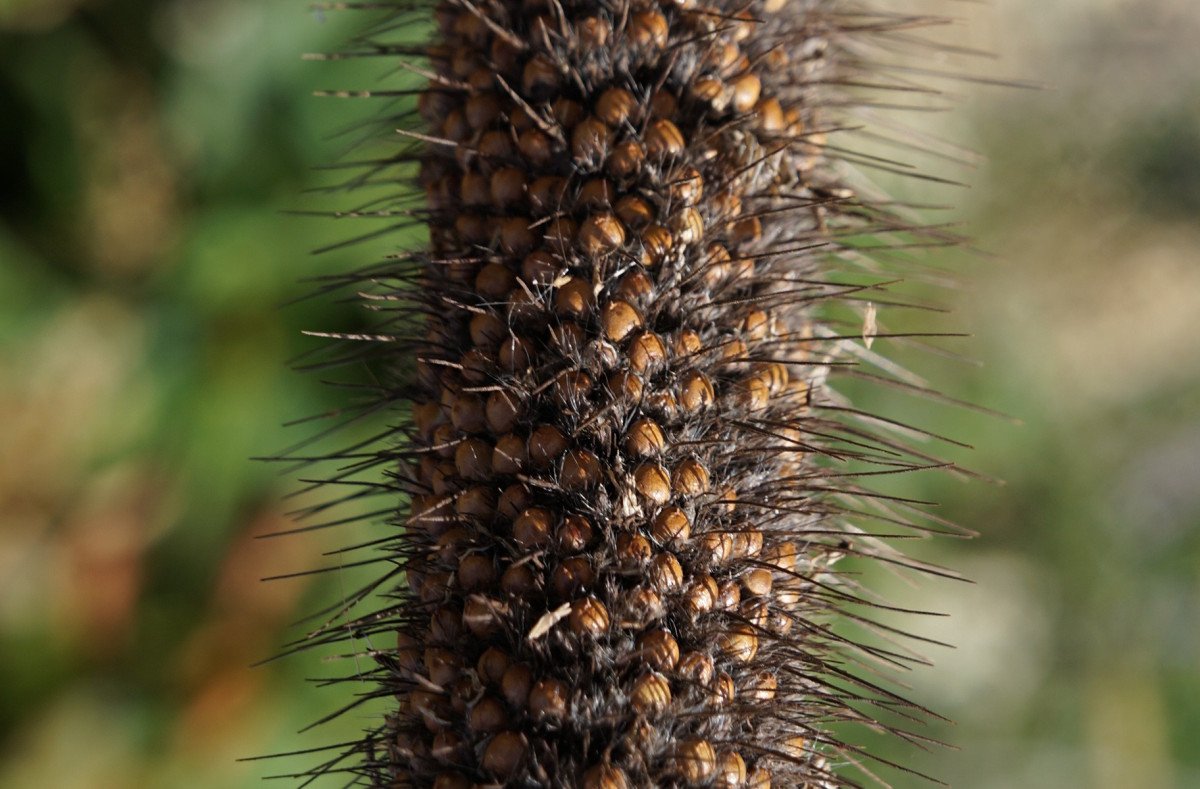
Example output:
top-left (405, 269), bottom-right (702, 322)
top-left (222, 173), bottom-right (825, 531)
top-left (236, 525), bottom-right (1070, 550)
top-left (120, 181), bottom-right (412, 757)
top-left (1, 1), bottom-right (1197, 787)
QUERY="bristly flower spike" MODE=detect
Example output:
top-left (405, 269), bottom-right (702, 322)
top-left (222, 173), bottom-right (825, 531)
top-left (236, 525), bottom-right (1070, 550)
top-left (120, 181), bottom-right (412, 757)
top-left (284, 0), bottom-right (979, 786)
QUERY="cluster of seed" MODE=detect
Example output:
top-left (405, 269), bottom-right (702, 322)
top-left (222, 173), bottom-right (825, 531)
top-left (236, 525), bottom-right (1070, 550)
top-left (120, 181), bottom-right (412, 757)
top-left (323, 0), bottom-right (926, 786)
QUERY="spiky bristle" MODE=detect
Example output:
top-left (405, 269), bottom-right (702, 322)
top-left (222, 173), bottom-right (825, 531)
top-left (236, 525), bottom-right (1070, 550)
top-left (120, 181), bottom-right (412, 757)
top-left (282, 0), bottom-right (974, 786)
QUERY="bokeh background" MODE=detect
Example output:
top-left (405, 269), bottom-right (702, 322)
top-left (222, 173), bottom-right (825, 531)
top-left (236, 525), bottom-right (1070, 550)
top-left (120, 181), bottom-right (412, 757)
top-left (1, 0), bottom-right (1198, 786)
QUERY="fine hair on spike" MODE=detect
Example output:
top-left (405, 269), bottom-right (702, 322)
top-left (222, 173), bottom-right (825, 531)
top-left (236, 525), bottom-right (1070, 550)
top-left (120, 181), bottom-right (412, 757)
top-left (274, 0), bottom-right (985, 786)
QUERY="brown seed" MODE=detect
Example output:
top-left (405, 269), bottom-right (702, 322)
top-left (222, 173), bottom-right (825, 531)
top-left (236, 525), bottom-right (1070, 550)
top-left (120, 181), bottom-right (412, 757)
top-left (629, 11), bottom-right (669, 49)
top-left (756, 97), bottom-right (785, 132)
top-left (572, 116), bottom-right (612, 166)
top-left (648, 552), bottom-right (684, 592)
top-left (528, 423), bottom-right (569, 468)
top-left (479, 128), bottom-right (514, 159)
top-left (431, 731), bottom-right (467, 764)
top-left (735, 375), bottom-right (771, 411)
top-left (497, 482), bottom-right (532, 520)
top-left (746, 671), bottom-right (778, 702)
top-left (718, 624), bottom-right (759, 663)
top-left (637, 628), bottom-right (680, 671)
top-left (557, 514), bottom-right (594, 551)
top-left (500, 662), bottom-right (533, 708)
top-left (550, 326), bottom-right (586, 362)
top-left (624, 585), bottom-right (665, 626)
top-left (730, 74), bottom-right (762, 114)
top-left (544, 217), bottom-right (578, 251)
top-left (528, 175), bottom-right (568, 215)
top-left (578, 212), bottom-right (627, 257)
top-left (552, 97), bottom-right (585, 128)
top-left (457, 554), bottom-right (497, 592)
top-left (476, 262), bottom-right (516, 301)
top-left (499, 217), bottom-right (536, 256)
top-left (396, 632), bottom-right (423, 674)
top-left (624, 417), bottom-right (666, 458)
top-left (477, 647), bottom-right (510, 685)
top-left (579, 177), bottom-right (615, 209)
top-left (561, 449), bottom-right (602, 490)
top-left (716, 578), bottom-right (741, 610)
top-left (450, 393), bottom-right (487, 433)
top-left (616, 269), bottom-right (654, 303)
top-left (461, 170), bottom-right (490, 206)
top-left (608, 140), bottom-right (645, 180)
top-left (634, 461), bottom-right (672, 505)
top-left (729, 216), bottom-right (763, 246)
top-left (596, 86), bottom-right (638, 127)
top-left (607, 369), bottom-right (644, 402)
top-left (711, 671), bottom-right (736, 704)
top-left (679, 370), bottom-right (715, 412)
top-left (501, 562), bottom-right (538, 596)
top-left (673, 458), bottom-right (710, 496)
top-left (521, 249), bottom-right (559, 285)
top-left (554, 276), bottom-right (594, 319)
top-left (465, 91), bottom-right (501, 129)
top-left (492, 433), bottom-right (527, 475)
top-left (670, 166), bottom-right (704, 206)
top-left (715, 751), bottom-right (747, 788)
top-left (753, 362), bottom-right (789, 394)
top-left (442, 109), bottom-right (470, 142)
top-left (486, 390), bottom-right (520, 435)
top-left (433, 772), bottom-right (471, 789)
top-left (463, 596), bottom-right (504, 638)
top-left (692, 76), bottom-right (729, 112)
top-left (746, 767), bottom-right (772, 789)
top-left (577, 15), bottom-right (611, 47)
top-left (490, 167), bottom-right (526, 208)
top-left (454, 213), bottom-right (489, 244)
top-left (460, 347), bottom-right (494, 383)
top-left (649, 89), bottom-right (678, 119)
top-left (551, 556), bottom-right (594, 598)
top-left (639, 224), bottom-right (674, 267)
top-left (731, 528), bottom-right (764, 559)
top-left (528, 678), bottom-right (569, 721)
top-left (670, 206), bottom-right (704, 245)
top-left (424, 646), bottom-right (461, 687)
top-left (742, 568), bottom-right (774, 596)
top-left (498, 335), bottom-right (535, 373)
top-left (517, 127), bottom-right (554, 167)
top-left (469, 311), bottom-right (506, 350)
top-left (630, 671), bottom-right (672, 714)
top-left (651, 506), bottom-right (690, 545)
top-left (583, 764), bottom-right (629, 789)
top-left (683, 574), bottom-right (719, 616)
top-left (670, 739), bottom-right (717, 784)
top-left (645, 118), bottom-right (685, 158)
top-left (430, 605), bottom-right (464, 644)
top-left (513, 507), bottom-right (553, 550)
top-left (569, 596), bottom-right (610, 636)
top-left (481, 731), bottom-right (527, 778)
top-left (740, 598), bottom-right (770, 628)
top-left (763, 540), bottom-right (799, 574)
top-left (615, 194), bottom-right (655, 229)
top-left (455, 437), bottom-right (493, 481)
top-left (628, 331), bottom-right (668, 373)
top-left (522, 53), bottom-right (560, 97)
top-left (553, 369), bottom-right (593, 410)
top-left (616, 533), bottom-right (654, 565)
top-left (468, 695), bottom-right (507, 733)
top-left (677, 651), bottom-right (714, 684)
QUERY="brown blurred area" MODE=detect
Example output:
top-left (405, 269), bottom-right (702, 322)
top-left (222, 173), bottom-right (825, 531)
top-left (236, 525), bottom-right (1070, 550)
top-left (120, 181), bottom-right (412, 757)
top-left (1, 0), bottom-right (1199, 787)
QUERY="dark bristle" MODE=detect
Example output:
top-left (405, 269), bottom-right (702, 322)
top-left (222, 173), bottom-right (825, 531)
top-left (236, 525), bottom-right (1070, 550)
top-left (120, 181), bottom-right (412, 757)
top-left (280, 0), bottom-right (976, 786)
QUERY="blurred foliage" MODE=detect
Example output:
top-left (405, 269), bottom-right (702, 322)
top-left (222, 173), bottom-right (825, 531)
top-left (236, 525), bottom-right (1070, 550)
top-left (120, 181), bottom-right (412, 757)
top-left (1, 0), bottom-right (1198, 787)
